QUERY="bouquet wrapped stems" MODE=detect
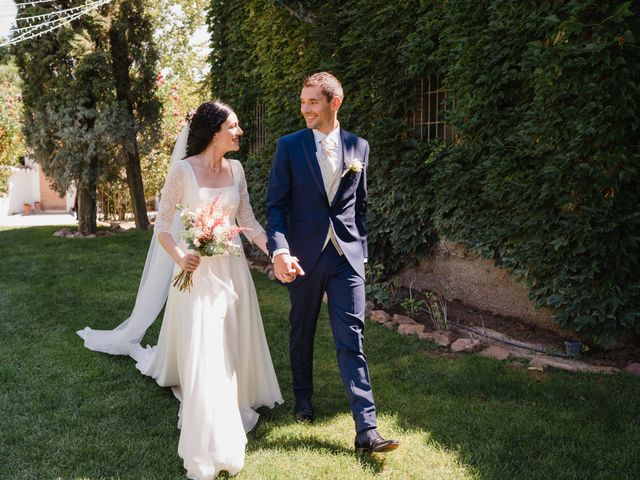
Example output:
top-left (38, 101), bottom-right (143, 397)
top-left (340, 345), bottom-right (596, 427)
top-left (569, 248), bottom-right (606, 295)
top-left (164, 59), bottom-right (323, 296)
top-left (172, 269), bottom-right (194, 292)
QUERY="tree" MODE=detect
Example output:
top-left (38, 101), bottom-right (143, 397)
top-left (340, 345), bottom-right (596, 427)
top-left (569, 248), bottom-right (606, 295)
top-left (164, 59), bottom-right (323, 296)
top-left (12, 7), bottom-right (109, 234)
top-left (11, 1), bottom-right (162, 233)
top-left (107, 0), bottom-right (162, 230)
top-left (141, 0), bottom-right (210, 199)
top-left (0, 62), bottom-right (27, 195)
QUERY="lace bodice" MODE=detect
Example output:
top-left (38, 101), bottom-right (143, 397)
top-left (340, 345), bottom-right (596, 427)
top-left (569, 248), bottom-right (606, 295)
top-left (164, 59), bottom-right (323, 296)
top-left (154, 159), bottom-right (265, 242)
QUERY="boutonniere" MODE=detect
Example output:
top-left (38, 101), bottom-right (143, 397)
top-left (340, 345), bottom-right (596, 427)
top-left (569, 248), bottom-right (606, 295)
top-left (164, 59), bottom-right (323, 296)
top-left (341, 158), bottom-right (363, 177)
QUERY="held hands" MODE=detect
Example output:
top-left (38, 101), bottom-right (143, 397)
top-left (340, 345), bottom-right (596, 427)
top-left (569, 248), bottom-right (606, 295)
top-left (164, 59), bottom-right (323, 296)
top-left (274, 253), bottom-right (305, 283)
top-left (178, 253), bottom-right (201, 272)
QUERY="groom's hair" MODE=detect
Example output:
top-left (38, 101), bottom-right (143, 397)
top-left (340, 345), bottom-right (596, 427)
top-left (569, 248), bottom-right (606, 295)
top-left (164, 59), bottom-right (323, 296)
top-left (303, 72), bottom-right (343, 102)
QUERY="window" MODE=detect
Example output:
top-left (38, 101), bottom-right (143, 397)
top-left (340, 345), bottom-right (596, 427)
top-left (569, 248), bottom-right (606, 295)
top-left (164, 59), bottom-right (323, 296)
top-left (410, 75), bottom-right (455, 142)
top-left (249, 102), bottom-right (267, 155)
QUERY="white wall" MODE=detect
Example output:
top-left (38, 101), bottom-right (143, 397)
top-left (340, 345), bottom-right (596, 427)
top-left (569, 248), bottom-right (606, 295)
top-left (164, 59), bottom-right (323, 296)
top-left (0, 196), bottom-right (8, 216)
top-left (7, 164), bottom-right (40, 215)
top-left (65, 184), bottom-right (76, 212)
top-left (1, 159), bottom-right (76, 216)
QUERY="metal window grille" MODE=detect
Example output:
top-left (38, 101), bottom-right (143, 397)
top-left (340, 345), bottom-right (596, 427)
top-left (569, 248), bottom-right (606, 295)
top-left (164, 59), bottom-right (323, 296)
top-left (250, 102), bottom-right (267, 155)
top-left (412, 75), bottom-right (455, 142)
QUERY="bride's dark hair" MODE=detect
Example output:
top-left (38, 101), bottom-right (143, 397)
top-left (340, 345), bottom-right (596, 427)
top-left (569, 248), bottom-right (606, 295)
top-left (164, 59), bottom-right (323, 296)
top-left (185, 101), bottom-right (234, 158)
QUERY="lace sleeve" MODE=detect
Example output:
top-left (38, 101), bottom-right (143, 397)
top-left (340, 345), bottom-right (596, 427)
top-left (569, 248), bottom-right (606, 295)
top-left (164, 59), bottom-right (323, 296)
top-left (234, 160), bottom-right (265, 242)
top-left (154, 162), bottom-right (185, 234)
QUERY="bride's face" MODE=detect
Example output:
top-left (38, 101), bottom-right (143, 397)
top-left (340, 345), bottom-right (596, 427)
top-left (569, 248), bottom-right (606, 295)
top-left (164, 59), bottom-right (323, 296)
top-left (213, 112), bottom-right (243, 152)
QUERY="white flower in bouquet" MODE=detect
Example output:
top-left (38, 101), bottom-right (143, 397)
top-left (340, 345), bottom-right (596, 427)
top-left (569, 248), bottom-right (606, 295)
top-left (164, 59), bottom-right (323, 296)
top-left (172, 196), bottom-right (249, 292)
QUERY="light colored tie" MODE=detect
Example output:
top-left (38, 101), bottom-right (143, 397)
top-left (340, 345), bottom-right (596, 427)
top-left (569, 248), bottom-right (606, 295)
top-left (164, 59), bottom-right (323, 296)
top-left (319, 136), bottom-right (344, 255)
top-left (320, 136), bottom-right (341, 204)
top-left (320, 136), bottom-right (339, 175)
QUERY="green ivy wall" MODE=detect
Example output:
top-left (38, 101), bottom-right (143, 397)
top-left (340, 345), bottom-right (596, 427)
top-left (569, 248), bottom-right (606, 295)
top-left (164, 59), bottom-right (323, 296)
top-left (208, 0), bottom-right (640, 346)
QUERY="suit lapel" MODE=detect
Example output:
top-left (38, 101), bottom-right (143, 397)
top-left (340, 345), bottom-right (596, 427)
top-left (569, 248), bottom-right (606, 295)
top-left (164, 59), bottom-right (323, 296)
top-left (340, 128), bottom-right (354, 172)
top-left (330, 128), bottom-right (356, 208)
top-left (300, 129), bottom-right (326, 197)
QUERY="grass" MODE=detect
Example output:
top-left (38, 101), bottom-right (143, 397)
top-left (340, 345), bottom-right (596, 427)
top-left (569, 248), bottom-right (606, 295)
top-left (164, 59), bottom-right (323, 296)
top-left (1, 226), bottom-right (639, 480)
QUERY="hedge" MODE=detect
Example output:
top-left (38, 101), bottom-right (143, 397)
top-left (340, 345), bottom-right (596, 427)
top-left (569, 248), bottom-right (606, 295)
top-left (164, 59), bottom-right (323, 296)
top-left (207, 0), bottom-right (640, 346)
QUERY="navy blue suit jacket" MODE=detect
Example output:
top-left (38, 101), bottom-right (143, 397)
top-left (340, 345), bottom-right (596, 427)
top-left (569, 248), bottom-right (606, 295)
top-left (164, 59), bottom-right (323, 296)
top-left (266, 128), bottom-right (369, 283)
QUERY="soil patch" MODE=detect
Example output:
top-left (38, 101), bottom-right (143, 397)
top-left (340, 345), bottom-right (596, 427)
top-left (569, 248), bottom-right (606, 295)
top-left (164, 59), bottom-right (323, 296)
top-left (396, 293), bottom-right (639, 369)
top-left (247, 253), bottom-right (639, 369)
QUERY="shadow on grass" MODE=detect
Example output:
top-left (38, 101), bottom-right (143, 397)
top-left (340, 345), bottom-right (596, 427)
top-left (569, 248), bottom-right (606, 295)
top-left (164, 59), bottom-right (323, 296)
top-left (252, 268), bottom-right (640, 480)
top-left (248, 434), bottom-right (385, 473)
top-left (2, 227), bottom-right (640, 480)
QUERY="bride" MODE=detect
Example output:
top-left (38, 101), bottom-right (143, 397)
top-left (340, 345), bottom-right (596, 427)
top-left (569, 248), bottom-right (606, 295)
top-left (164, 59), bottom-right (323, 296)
top-left (78, 101), bottom-right (283, 479)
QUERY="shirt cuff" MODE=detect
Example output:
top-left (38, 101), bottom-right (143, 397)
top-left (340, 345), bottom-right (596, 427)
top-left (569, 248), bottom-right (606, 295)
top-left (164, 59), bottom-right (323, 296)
top-left (271, 248), bottom-right (290, 263)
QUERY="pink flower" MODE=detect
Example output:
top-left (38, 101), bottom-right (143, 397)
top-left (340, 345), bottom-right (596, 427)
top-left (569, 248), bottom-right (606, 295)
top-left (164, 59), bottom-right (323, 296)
top-left (172, 196), bottom-right (250, 292)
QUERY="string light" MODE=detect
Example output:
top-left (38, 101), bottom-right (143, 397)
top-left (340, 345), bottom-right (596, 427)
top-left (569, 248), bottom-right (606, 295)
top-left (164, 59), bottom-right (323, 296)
top-left (7, 0), bottom-right (61, 5)
top-left (6, 10), bottom-right (89, 43)
top-left (0, 0), bottom-right (111, 47)
top-left (12, 0), bottom-right (108, 22)
top-left (0, 0), bottom-right (93, 12)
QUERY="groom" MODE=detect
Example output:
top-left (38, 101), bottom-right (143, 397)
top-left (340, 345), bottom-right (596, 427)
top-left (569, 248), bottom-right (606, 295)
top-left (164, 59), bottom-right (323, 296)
top-left (266, 72), bottom-right (399, 453)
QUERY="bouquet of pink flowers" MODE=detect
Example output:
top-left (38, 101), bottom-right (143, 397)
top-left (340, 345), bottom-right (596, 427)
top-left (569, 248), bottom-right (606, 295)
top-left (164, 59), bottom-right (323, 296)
top-left (172, 195), bottom-right (247, 292)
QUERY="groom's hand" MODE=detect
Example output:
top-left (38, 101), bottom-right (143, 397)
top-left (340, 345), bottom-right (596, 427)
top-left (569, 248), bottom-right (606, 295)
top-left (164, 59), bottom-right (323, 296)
top-left (274, 253), bottom-right (305, 283)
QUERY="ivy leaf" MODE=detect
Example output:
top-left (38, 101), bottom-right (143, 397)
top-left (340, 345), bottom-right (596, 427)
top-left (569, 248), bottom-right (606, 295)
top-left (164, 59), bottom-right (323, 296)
top-left (550, 237), bottom-right (569, 250)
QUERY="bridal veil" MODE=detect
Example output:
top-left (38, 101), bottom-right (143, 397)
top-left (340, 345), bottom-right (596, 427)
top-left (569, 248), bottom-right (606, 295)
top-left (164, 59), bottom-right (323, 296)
top-left (76, 125), bottom-right (189, 357)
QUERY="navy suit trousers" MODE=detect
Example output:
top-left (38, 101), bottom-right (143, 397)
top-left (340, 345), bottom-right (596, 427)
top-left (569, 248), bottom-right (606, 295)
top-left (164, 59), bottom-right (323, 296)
top-left (287, 243), bottom-right (377, 433)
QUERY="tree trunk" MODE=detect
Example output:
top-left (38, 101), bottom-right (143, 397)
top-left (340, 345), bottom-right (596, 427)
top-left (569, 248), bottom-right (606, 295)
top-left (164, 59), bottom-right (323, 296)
top-left (109, 18), bottom-right (150, 230)
top-left (77, 184), bottom-right (97, 235)
top-left (124, 139), bottom-right (149, 229)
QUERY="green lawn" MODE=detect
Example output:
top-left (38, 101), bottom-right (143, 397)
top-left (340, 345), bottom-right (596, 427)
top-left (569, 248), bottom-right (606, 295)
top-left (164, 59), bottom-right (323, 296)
top-left (1, 227), bottom-right (639, 480)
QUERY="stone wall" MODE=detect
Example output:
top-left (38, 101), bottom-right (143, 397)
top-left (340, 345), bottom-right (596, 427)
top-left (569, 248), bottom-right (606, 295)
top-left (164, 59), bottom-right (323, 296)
top-left (396, 239), bottom-right (571, 335)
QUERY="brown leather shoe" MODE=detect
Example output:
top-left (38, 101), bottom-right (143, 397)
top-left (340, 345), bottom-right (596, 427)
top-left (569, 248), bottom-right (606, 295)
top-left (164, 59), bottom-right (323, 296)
top-left (294, 398), bottom-right (314, 423)
top-left (354, 429), bottom-right (399, 453)
top-left (295, 410), bottom-right (314, 423)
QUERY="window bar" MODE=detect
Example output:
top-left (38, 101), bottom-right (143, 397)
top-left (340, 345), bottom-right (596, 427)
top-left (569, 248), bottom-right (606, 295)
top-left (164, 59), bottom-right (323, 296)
top-left (420, 76), bottom-right (424, 140)
top-left (427, 76), bottom-right (431, 141)
top-left (436, 76), bottom-right (440, 142)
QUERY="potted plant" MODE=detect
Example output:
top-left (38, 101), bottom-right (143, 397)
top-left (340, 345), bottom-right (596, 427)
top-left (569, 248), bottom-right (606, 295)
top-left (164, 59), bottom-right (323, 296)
top-left (564, 339), bottom-right (582, 357)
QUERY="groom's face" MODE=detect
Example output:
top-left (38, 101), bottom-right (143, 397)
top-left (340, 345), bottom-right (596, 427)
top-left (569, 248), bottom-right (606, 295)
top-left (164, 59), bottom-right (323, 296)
top-left (300, 85), bottom-right (339, 133)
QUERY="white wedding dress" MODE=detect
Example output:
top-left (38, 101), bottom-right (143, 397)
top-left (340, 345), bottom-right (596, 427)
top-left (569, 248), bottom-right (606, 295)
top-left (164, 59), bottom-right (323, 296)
top-left (81, 156), bottom-right (282, 480)
top-left (144, 158), bottom-right (282, 479)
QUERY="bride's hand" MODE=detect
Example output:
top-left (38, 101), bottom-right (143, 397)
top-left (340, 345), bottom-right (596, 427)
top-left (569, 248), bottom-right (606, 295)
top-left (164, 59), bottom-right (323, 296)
top-left (178, 253), bottom-right (201, 272)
